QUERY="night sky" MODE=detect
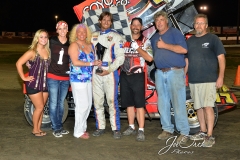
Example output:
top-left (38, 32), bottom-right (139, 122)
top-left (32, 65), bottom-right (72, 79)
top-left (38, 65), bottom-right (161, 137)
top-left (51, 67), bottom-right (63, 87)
top-left (0, 0), bottom-right (239, 32)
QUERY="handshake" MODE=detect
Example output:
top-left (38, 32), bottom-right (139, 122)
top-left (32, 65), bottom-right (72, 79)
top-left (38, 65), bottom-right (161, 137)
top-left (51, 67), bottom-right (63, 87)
top-left (131, 40), bottom-right (139, 50)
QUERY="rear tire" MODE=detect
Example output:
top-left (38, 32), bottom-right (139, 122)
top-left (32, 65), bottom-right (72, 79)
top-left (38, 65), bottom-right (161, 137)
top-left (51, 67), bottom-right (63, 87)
top-left (171, 98), bottom-right (218, 135)
top-left (23, 94), bottom-right (69, 129)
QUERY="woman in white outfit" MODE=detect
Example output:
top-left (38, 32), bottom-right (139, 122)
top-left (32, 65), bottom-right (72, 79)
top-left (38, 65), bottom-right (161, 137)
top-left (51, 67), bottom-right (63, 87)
top-left (68, 24), bottom-right (101, 139)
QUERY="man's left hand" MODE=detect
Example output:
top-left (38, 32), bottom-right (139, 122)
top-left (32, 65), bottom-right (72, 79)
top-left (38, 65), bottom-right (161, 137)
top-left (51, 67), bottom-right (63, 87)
top-left (216, 77), bottom-right (224, 88)
top-left (96, 69), bottom-right (110, 76)
top-left (157, 37), bottom-right (166, 49)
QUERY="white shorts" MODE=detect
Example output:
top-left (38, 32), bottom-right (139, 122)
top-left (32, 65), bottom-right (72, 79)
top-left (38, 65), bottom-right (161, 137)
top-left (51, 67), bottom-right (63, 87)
top-left (189, 83), bottom-right (216, 109)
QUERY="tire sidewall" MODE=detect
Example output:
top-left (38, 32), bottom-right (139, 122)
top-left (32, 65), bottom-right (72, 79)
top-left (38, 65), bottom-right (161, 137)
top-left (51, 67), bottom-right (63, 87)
top-left (23, 94), bottom-right (69, 129)
top-left (171, 97), bottom-right (218, 135)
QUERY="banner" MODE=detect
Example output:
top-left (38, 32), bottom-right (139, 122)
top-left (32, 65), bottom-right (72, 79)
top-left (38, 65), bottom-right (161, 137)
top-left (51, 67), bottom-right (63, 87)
top-left (2, 32), bottom-right (15, 37)
top-left (83, 5), bottom-right (132, 41)
top-left (17, 32), bottom-right (32, 37)
top-left (73, 0), bottom-right (198, 38)
top-left (223, 27), bottom-right (238, 34)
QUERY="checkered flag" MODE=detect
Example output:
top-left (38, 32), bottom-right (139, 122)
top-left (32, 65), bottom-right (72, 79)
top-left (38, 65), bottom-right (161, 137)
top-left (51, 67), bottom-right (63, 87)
top-left (82, 5), bottom-right (132, 41)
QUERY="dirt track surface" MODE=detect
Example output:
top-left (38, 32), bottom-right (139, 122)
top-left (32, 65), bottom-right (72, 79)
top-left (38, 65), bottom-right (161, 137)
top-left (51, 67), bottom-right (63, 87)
top-left (0, 64), bottom-right (240, 160)
top-left (1, 39), bottom-right (240, 159)
top-left (0, 88), bottom-right (240, 160)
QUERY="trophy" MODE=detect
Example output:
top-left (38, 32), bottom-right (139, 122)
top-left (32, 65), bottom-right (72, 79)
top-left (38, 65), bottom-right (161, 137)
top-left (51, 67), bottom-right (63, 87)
top-left (96, 42), bottom-right (106, 74)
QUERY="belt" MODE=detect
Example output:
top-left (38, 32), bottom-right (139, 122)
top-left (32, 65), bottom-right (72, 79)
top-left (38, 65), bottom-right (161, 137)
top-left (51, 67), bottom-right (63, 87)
top-left (123, 71), bottom-right (143, 75)
top-left (158, 67), bottom-right (183, 72)
top-left (125, 71), bottom-right (133, 75)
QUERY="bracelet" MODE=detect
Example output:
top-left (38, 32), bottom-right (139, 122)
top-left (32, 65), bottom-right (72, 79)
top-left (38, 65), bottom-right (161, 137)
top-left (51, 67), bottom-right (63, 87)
top-left (89, 62), bottom-right (93, 66)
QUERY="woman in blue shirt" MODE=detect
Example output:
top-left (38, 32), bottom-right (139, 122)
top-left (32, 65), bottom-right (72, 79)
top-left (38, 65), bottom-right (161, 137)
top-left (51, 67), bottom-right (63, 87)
top-left (68, 24), bottom-right (101, 139)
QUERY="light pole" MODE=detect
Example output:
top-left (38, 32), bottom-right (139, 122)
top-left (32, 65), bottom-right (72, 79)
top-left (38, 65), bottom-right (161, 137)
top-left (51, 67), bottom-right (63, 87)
top-left (200, 6), bottom-right (207, 11)
top-left (55, 15), bottom-right (58, 24)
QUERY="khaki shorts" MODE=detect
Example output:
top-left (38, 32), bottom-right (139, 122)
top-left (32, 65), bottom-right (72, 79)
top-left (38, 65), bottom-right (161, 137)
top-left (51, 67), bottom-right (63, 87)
top-left (189, 83), bottom-right (216, 109)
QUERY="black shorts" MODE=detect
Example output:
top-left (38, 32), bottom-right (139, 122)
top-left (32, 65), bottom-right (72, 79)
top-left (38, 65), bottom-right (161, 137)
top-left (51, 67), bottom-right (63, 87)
top-left (26, 84), bottom-right (48, 95)
top-left (120, 71), bottom-right (145, 108)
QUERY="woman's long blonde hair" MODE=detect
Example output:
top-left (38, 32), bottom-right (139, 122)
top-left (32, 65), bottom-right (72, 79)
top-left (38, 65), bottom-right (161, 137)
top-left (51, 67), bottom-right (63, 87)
top-left (69, 23), bottom-right (92, 44)
top-left (29, 29), bottom-right (50, 54)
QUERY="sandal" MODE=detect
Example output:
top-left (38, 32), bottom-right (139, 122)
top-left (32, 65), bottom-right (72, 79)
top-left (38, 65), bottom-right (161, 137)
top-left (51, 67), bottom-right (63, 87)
top-left (80, 133), bottom-right (89, 139)
top-left (84, 131), bottom-right (89, 136)
top-left (32, 132), bottom-right (43, 137)
top-left (40, 132), bottom-right (47, 136)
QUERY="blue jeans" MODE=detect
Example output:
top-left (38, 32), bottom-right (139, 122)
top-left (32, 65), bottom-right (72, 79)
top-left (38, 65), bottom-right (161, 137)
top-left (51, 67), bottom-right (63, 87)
top-left (48, 78), bottom-right (70, 131)
top-left (155, 69), bottom-right (189, 135)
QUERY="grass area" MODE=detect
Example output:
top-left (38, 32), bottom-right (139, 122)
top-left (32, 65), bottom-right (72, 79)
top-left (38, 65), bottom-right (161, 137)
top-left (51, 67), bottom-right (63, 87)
top-left (226, 58), bottom-right (240, 69)
top-left (0, 44), bottom-right (29, 64)
top-left (0, 52), bottom-right (23, 64)
top-left (0, 44), bottom-right (29, 52)
top-left (225, 47), bottom-right (240, 69)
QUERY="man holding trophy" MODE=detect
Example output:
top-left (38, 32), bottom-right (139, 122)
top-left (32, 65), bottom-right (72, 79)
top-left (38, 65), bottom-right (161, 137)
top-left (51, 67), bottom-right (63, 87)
top-left (91, 11), bottom-right (125, 139)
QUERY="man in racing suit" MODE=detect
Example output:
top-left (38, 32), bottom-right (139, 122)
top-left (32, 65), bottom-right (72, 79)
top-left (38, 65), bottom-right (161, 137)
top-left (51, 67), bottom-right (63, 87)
top-left (91, 12), bottom-right (125, 139)
top-left (121, 17), bottom-right (153, 141)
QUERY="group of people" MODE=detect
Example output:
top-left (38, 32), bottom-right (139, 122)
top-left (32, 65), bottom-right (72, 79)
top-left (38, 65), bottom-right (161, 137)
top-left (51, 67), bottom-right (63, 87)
top-left (16, 10), bottom-right (225, 147)
top-left (150, 11), bottom-right (225, 147)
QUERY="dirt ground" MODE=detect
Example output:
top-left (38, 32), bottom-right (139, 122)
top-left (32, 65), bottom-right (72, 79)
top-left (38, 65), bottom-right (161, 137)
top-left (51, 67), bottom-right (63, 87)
top-left (0, 63), bottom-right (240, 160)
top-left (1, 38), bottom-right (240, 159)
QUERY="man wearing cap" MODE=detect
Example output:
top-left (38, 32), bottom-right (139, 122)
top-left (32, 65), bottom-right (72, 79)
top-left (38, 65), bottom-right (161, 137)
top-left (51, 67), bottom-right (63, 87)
top-left (121, 17), bottom-right (153, 141)
top-left (91, 12), bottom-right (125, 139)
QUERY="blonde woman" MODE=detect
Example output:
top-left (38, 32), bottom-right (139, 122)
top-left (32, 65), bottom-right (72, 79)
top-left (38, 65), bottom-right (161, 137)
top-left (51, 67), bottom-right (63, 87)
top-left (16, 29), bottom-right (51, 137)
top-left (68, 24), bottom-right (101, 139)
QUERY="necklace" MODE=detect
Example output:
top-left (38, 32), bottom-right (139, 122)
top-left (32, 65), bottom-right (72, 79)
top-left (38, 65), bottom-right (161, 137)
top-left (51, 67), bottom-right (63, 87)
top-left (76, 41), bottom-right (85, 49)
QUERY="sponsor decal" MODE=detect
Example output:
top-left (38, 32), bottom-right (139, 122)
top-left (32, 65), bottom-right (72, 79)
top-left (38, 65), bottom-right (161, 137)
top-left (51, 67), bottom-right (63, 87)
top-left (202, 43), bottom-right (209, 48)
top-left (102, 61), bottom-right (110, 67)
top-left (119, 40), bottom-right (124, 48)
top-left (107, 35), bottom-right (113, 42)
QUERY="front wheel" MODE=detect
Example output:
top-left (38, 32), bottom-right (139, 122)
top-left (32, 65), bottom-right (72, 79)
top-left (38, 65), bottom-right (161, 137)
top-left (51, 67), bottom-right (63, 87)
top-left (171, 98), bottom-right (218, 135)
top-left (23, 94), bottom-right (69, 129)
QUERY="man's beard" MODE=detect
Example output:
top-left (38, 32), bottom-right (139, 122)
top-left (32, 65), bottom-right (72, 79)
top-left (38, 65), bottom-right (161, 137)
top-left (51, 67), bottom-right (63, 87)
top-left (195, 30), bottom-right (202, 35)
top-left (132, 29), bottom-right (140, 34)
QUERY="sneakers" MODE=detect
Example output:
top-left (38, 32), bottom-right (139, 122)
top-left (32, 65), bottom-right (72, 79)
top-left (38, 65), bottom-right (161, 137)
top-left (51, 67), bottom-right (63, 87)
top-left (123, 126), bottom-right (136, 136)
top-left (202, 136), bottom-right (215, 147)
top-left (136, 130), bottom-right (145, 141)
top-left (52, 131), bottom-right (62, 138)
top-left (61, 129), bottom-right (69, 135)
top-left (113, 130), bottom-right (121, 139)
top-left (157, 131), bottom-right (173, 140)
top-left (190, 131), bottom-right (207, 140)
top-left (177, 134), bottom-right (189, 144)
top-left (92, 129), bottom-right (105, 137)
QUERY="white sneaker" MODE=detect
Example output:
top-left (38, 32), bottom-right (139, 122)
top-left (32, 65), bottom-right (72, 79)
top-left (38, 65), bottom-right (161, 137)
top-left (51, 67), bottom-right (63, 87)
top-left (52, 131), bottom-right (62, 138)
top-left (61, 129), bottom-right (69, 135)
